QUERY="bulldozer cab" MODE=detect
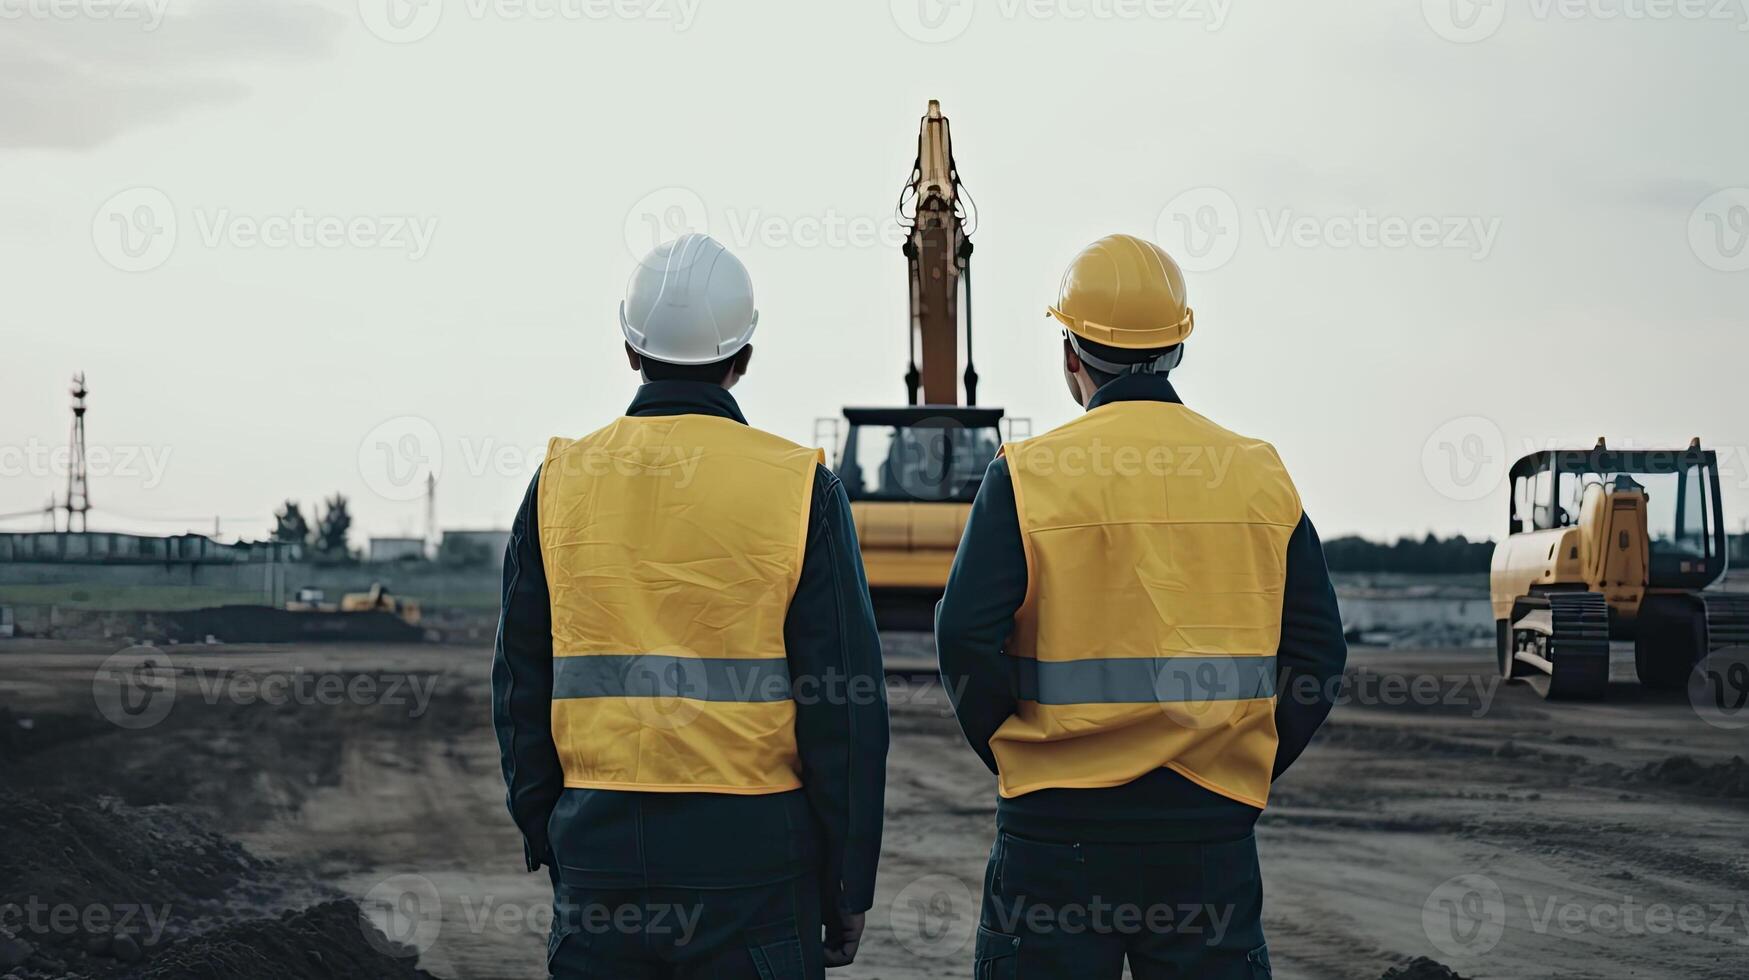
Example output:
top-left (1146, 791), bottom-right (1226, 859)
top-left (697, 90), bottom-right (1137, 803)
top-left (830, 406), bottom-right (1009, 503)
top-left (1506, 445), bottom-right (1727, 590)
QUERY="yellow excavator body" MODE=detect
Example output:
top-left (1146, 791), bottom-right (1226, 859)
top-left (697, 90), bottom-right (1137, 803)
top-left (338, 582), bottom-right (422, 625)
top-left (852, 501), bottom-right (972, 590)
top-left (1488, 483), bottom-right (1651, 625)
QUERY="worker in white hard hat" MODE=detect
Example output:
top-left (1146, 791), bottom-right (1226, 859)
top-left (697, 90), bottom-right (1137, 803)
top-left (493, 233), bottom-right (889, 978)
top-left (935, 234), bottom-right (1347, 979)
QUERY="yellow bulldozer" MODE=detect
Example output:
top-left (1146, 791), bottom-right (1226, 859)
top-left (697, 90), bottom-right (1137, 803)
top-left (1491, 439), bottom-right (1746, 699)
top-left (288, 583), bottom-right (422, 626)
top-left (818, 101), bottom-right (1025, 628)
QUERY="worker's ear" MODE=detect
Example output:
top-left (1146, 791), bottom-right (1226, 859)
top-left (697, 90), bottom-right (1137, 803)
top-left (625, 342), bottom-right (643, 374)
top-left (1062, 336), bottom-right (1088, 407)
top-left (723, 345), bottom-right (754, 389)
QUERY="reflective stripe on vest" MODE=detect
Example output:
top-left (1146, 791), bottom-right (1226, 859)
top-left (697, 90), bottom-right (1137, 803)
top-left (994, 401), bottom-right (1302, 809)
top-left (552, 654), bottom-right (792, 702)
top-left (1011, 655), bottom-right (1279, 705)
top-left (538, 414), bottom-right (821, 795)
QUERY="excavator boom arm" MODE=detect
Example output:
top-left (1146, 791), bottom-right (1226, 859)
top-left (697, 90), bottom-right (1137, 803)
top-left (904, 100), bottom-right (973, 406)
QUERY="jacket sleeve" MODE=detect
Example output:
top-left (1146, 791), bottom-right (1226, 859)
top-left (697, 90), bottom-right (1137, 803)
top-left (1272, 513), bottom-right (1348, 778)
top-left (491, 468), bottom-right (564, 872)
top-left (934, 457), bottom-right (1028, 775)
top-left (786, 467), bottom-right (889, 918)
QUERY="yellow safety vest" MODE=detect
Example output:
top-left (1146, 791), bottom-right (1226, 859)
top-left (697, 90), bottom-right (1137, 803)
top-left (995, 400), bottom-right (1302, 808)
top-left (538, 414), bottom-right (822, 794)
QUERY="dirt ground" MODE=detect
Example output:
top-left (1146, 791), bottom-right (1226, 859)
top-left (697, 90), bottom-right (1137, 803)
top-left (2, 637), bottom-right (1745, 979)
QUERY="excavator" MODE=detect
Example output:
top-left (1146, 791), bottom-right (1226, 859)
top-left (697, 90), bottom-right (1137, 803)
top-left (818, 101), bottom-right (1024, 628)
top-left (1491, 439), bottom-right (1747, 699)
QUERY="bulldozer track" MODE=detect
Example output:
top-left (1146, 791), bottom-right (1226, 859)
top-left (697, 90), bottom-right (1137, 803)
top-left (1700, 592), bottom-right (1749, 651)
top-left (1516, 591), bottom-right (1610, 700)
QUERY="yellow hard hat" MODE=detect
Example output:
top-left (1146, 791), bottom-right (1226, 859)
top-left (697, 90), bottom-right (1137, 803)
top-left (1046, 234), bottom-right (1194, 349)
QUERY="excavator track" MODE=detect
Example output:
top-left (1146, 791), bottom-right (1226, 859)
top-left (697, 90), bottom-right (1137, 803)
top-left (1694, 592), bottom-right (1749, 713)
top-left (1635, 592), bottom-right (1749, 690)
top-left (1700, 592), bottom-right (1749, 652)
top-left (1512, 592), bottom-right (1611, 700)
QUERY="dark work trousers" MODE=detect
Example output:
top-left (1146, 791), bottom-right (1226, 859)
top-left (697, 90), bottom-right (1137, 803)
top-left (546, 875), bottom-right (824, 980)
top-left (974, 832), bottom-right (1272, 979)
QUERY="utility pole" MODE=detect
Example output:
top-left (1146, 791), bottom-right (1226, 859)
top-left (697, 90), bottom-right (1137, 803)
top-left (424, 472), bottom-right (437, 559)
top-left (63, 373), bottom-right (91, 533)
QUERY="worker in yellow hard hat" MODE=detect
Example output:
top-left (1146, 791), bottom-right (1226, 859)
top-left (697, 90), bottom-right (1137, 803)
top-left (935, 233), bottom-right (1347, 979)
top-left (494, 234), bottom-right (889, 978)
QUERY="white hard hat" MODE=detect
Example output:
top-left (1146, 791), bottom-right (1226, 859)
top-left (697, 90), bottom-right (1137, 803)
top-left (619, 233), bottom-right (758, 365)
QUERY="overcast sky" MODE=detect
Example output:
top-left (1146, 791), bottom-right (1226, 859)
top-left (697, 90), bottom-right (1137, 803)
top-left (3, 0), bottom-right (1747, 545)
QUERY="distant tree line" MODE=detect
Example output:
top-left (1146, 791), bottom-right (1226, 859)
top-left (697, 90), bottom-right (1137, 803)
top-left (1322, 534), bottom-right (1494, 574)
top-left (271, 495), bottom-right (354, 562)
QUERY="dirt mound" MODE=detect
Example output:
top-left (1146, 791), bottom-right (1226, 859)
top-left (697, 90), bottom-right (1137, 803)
top-left (1627, 754), bottom-right (1749, 799)
top-left (1380, 957), bottom-right (1468, 979)
top-left (138, 901), bottom-right (433, 980)
top-left (0, 791), bottom-right (437, 979)
top-left (0, 790), bottom-right (296, 978)
top-left (1319, 725), bottom-right (1749, 805)
top-left (166, 606), bottom-right (427, 644)
top-left (3, 671), bottom-right (479, 828)
top-left (1318, 724), bottom-right (1579, 764)
top-left (0, 790), bottom-right (277, 922)
top-left (0, 704), bottom-right (113, 767)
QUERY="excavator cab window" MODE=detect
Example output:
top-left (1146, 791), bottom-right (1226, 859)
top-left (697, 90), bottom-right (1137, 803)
top-left (1555, 471), bottom-right (1586, 527)
top-left (1511, 455), bottom-right (1576, 532)
top-left (1508, 447), bottom-right (1728, 590)
top-left (836, 407), bottom-right (1005, 504)
top-left (1509, 470), bottom-right (1534, 534)
top-left (1548, 448), bottom-right (1726, 588)
top-left (1528, 457), bottom-right (1562, 531)
top-left (1639, 467), bottom-right (1710, 560)
top-left (843, 422), bottom-right (998, 503)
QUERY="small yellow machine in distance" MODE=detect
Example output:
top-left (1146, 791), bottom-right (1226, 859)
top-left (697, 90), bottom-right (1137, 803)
top-left (1491, 439), bottom-right (1746, 699)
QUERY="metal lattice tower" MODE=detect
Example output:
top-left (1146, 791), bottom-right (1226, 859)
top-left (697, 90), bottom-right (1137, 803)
top-left (64, 372), bottom-right (91, 533)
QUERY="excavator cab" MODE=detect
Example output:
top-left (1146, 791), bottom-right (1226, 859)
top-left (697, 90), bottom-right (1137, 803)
top-left (819, 407), bottom-right (1021, 628)
top-left (838, 407), bottom-right (1004, 504)
top-left (1491, 440), bottom-right (1739, 698)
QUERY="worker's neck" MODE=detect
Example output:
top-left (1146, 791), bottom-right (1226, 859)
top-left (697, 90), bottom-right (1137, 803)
top-left (1083, 372), bottom-right (1180, 411)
